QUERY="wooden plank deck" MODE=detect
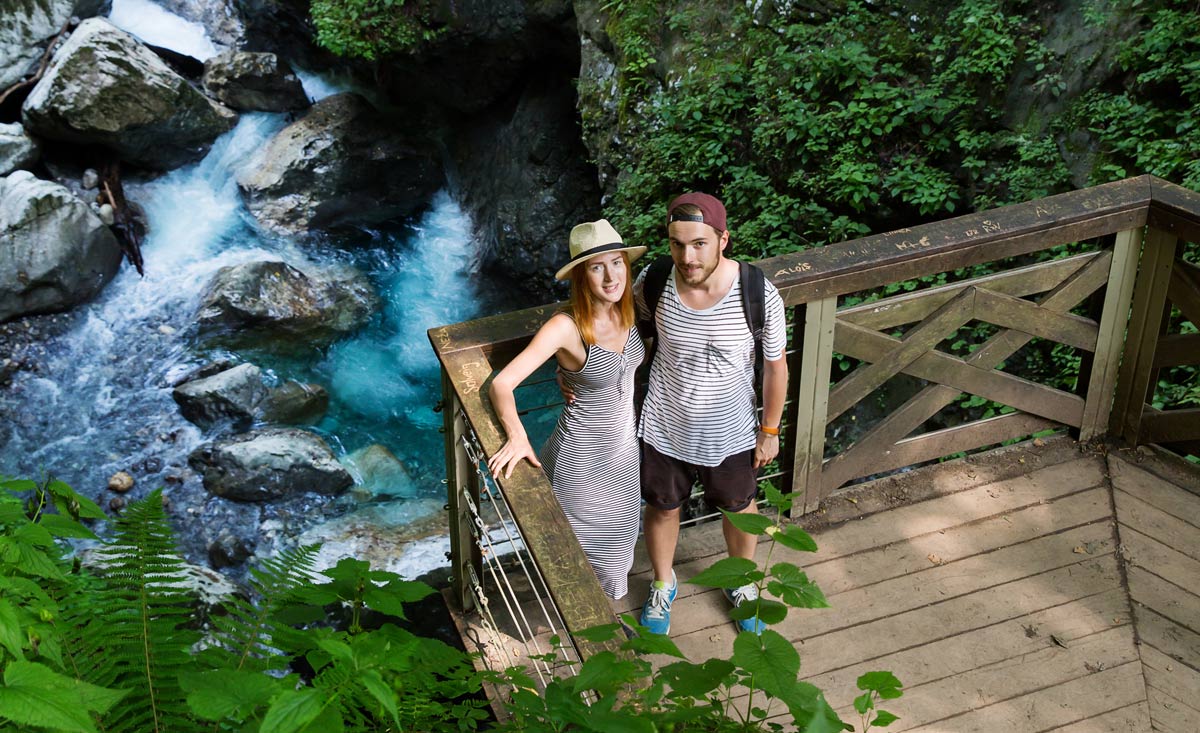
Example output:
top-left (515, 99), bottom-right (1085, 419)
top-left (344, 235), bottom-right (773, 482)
top-left (611, 439), bottom-right (1199, 731)
top-left (451, 438), bottom-right (1200, 731)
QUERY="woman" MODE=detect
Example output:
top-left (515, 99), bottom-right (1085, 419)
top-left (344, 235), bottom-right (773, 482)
top-left (488, 219), bottom-right (646, 600)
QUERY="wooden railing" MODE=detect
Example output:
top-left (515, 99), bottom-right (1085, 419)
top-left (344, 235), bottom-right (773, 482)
top-left (429, 174), bottom-right (1200, 662)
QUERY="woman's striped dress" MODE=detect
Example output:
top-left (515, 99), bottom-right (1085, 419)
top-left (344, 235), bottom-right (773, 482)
top-left (539, 325), bottom-right (644, 600)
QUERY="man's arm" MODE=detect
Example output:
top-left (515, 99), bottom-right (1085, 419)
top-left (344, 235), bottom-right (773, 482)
top-left (754, 355), bottom-right (788, 468)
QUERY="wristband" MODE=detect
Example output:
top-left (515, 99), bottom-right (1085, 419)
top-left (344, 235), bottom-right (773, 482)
top-left (758, 424), bottom-right (780, 436)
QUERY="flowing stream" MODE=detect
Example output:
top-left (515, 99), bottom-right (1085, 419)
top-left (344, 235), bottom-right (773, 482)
top-left (0, 2), bottom-right (498, 578)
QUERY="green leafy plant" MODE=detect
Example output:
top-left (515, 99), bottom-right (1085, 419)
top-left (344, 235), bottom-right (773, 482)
top-left (496, 485), bottom-right (903, 731)
top-left (0, 476), bottom-right (490, 733)
top-left (310, 0), bottom-right (445, 60)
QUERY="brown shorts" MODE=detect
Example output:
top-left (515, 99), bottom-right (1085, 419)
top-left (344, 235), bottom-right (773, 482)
top-left (640, 441), bottom-right (757, 512)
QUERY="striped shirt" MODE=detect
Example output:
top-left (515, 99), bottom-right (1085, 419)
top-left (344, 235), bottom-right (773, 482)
top-left (637, 264), bottom-right (786, 466)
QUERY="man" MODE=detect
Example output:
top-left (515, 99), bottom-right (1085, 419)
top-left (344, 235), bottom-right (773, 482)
top-left (636, 192), bottom-right (788, 636)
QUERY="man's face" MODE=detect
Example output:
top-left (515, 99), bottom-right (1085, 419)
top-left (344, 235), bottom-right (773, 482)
top-left (668, 220), bottom-right (728, 287)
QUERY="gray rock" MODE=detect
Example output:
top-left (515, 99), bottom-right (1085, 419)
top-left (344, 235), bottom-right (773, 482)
top-left (195, 259), bottom-right (378, 343)
top-left (21, 18), bottom-right (237, 170)
top-left (172, 362), bottom-right (268, 429)
top-left (207, 530), bottom-right (254, 569)
top-left (236, 92), bottom-right (442, 233)
top-left (259, 380), bottom-right (328, 425)
top-left (81, 167), bottom-right (98, 189)
top-left (188, 427), bottom-right (353, 502)
top-left (0, 0), bottom-right (111, 90)
top-left (202, 50), bottom-right (308, 112)
top-left (342, 444), bottom-right (416, 500)
top-left (455, 78), bottom-right (601, 299)
top-left (0, 170), bottom-right (121, 322)
top-left (0, 123), bottom-right (41, 175)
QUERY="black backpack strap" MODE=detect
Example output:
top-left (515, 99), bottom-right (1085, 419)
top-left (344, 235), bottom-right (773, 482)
top-left (739, 261), bottom-right (767, 392)
top-left (637, 256), bottom-right (674, 344)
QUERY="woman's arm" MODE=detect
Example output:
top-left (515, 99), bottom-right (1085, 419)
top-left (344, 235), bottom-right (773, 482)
top-left (487, 314), bottom-right (576, 479)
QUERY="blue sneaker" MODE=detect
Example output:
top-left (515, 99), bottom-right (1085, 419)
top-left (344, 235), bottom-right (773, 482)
top-left (724, 583), bottom-right (766, 635)
top-left (639, 571), bottom-right (678, 635)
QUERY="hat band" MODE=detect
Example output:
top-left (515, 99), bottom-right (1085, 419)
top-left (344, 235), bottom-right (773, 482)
top-left (566, 241), bottom-right (627, 265)
top-left (669, 213), bottom-right (705, 223)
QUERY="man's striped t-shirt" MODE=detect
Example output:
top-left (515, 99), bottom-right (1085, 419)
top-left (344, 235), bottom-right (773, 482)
top-left (637, 265), bottom-right (786, 467)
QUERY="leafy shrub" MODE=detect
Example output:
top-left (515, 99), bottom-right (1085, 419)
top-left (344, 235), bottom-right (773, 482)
top-left (310, 0), bottom-right (444, 60)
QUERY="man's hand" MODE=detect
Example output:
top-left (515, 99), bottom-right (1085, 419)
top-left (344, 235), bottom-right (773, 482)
top-left (556, 366), bottom-right (577, 405)
top-left (754, 431), bottom-right (780, 469)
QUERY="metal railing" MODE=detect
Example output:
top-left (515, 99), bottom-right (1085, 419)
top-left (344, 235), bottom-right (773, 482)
top-left (429, 174), bottom-right (1200, 668)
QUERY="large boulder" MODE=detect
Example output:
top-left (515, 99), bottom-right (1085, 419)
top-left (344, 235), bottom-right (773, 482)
top-left (172, 362), bottom-right (269, 429)
top-left (454, 76), bottom-right (601, 299)
top-left (0, 170), bottom-right (121, 322)
top-left (201, 50), bottom-right (308, 112)
top-left (0, 123), bottom-right (40, 176)
top-left (258, 381), bottom-right (328, 425)
top-left (0, 0), bottom-right (111, 90)
top-left (188, 427), bottom-right (353, 502)
top-left (236, 92), bottom-right (442, 233)
top-left (21, 18), bottom-right (237, 170)
top-left (196, 259), bottom-right (378, 343)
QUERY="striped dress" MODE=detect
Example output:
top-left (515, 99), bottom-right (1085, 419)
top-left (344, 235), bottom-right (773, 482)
top-left (539, 325), bottom-right (644, 600)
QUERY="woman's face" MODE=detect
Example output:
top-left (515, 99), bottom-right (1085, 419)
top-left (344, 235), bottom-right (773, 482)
top-left (583, 251), bottom-right (627, 304)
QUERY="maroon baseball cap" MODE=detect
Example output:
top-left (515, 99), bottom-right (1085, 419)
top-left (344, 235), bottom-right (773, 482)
top-left (667, 192), bottom-right (727, 233)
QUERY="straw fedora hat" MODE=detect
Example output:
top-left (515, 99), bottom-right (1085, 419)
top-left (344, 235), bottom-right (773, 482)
top-left (555, 219), bottom-right (647, 280)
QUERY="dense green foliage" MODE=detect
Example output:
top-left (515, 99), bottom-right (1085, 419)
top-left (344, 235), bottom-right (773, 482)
top-left (594, 0), bottom-right (1197, 419)
top-left (0, 476), bottom-right (489, 733)
top-left (310, 0), bottom-right (443, 60)
top-left (0, 476), bottom-right (902, 731)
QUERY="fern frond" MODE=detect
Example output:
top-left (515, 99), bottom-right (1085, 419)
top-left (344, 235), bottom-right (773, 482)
top-left (73, 489), bottom-right (201, 733)
top-left (198, 543), bottom-right (320, 676)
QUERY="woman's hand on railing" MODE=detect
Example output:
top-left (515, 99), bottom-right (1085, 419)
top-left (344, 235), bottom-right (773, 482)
top-left (488, 435), bottom-right (542, 479)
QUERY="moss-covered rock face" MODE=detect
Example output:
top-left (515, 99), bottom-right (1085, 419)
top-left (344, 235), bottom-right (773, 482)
top-left (0, 0), bottom-right (111, 89)
top-left (20, 17), bottom-right (237, 170)
top-left (0, 170), bottom-right (121, 322)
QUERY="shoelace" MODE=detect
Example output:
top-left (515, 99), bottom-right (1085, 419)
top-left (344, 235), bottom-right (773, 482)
top-left (644, 586), bottom-right (673, 620)
top-left (730, 584), bottom-right (759, 606)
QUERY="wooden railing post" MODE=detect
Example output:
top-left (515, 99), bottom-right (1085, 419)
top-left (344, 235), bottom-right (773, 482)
top-left (1110, 228), bottom-right (1179, 443)
top-left (442, 367), bottom-right (480, 612)
top-left (1079, 227), bottom-right (1143, 440)
top-left (790, 296), bottom-right (836, 515)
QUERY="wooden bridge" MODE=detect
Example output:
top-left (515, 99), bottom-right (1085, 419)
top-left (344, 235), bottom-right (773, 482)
top-left (429, 175), bottom-right (1199, 730)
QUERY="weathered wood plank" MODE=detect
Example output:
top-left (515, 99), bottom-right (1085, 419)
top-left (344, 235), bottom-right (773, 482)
top-left (801, 590), bottom-right (1133, 724)
top-left (835, 626), bottom-right (1139, 732)
top-left (1127, 566), bottom-right (1200, 641)
top-left (674, 553), bottom-right (1123, 672)
top-left (837, 253), bottom-right (1098, 330)
top-left (1142, 645), bottom-right (1200, 722)
top-left (1113, 489), bottom-right (1200, 564)
top-left (1149, 175), bottom-right (1200, 246)
top-left (1168, 259), bottom-right (1200, 326)
top-left (1081, 228), bottom-right (1144, 440)
top-left (1152, 333), bottom-right (1200, 367)
top-left (1049, 703), bottom-right (1153, 733)
top-left (1111, 227), bottom-right (1179, 443)
top-left (434, 347), bottom-right (622, 659)
top-left (792, 297), bottom-right (836, 513)
top-left (443, 371), bottom-right (480, 611)
top-left (1140, 408), bottom-right (1200, 444)
top-left (1120, 527), bottom-right (1200, 605)
top-left (1135, 605), bottom-right (1200, 674)
top-left (822, 252), bottom-right (1111, 491)
top-left (829, 413), bottom-right (1060, 484)
top-left (1147, 684), bottom-right (1200, 733)
top-left (1110, 455), bottom-right (1200, 530)
top-left (834, 320), bottom-right (1085, 426)
top-left (973, 287), bottom-right (1101, 351)
top-left (901, 660), bottom-right (1145, 733)
top-left (826, 287), bottom-right (975, 422)
top-left (765, 176), bottom-right (1150, 307)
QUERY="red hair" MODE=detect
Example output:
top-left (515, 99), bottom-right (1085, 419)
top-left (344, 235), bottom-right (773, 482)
top-left (567, 251), bottom-right (635, 345)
